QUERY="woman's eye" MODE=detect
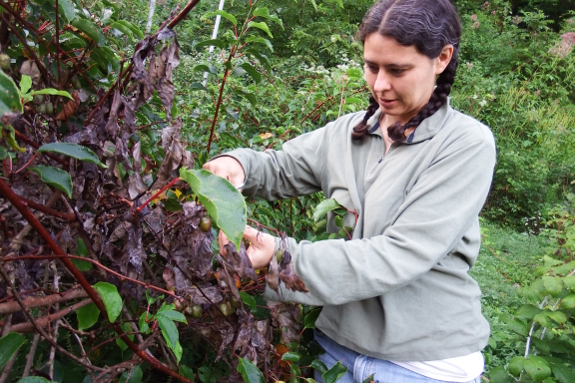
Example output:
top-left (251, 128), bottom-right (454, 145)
top-left (390, 68), bottom-right (405, 75)
top-left (367, 66), bottom-right (378, 73)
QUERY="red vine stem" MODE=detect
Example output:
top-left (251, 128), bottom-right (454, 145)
top-left (136, 177), bottom-right (181, 214)
top-left (1, 254), bottom-right (182, 302)
top-left (13, 130), bottom-right (69, 166)
top-left (19, 196), bottom-right (76, 221)
top-left (206, 65), bottom-right (231, 153)
top-left (0, 178), bottom-right (192, 383)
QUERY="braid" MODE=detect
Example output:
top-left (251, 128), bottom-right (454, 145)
top-left (352, 96), bottom-right (380, 140)
top-left (387, 52), bottom-right (459, 141)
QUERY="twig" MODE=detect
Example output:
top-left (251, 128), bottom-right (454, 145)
top-left (48, 261), bottom-right (60, 379)
top-left (0, 286), bottom-right (88, 315)
top-left (8, 298), bottom-right (92, 333)
top-left (2, 254), bottom-right (181, 301)
top-left (525, 296), bottom-right (548, 358)
top-left (0, 178), bottom-right (192, 382)
top-left (0, 263), bottom-right (104, 370)
top-left (22, 333), bottom-right (40, 377)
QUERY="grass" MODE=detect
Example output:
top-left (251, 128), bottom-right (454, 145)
top-left (472, 219), bottom-right (550, 373)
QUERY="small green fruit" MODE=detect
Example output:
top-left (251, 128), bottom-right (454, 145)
top-left (0, 53), bottom-right (10, 71)
top-left (230, 295), bottom-right (242, 309)
top-left (174, 299), bottom-right (184, 312)
top-left (36, 103), bottom-right (46, 114)
top-left (200, 216), bottom-right (212, 232)
top-left (45, 103), bottom-right (53, 115)
top-left (218, 302), bottom-right (233, 317)
top-left (191, 305), bottom-right (203, 319)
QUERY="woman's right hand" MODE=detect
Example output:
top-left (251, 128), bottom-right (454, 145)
top-left (202, 156), bottom-right (246, 189)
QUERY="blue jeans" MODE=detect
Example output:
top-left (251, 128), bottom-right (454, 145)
top-left (314, 330), bottom-right (482, 383)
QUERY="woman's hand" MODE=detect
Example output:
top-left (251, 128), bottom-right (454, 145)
top-left (218, 226), bottom-right (275, 269)
top-left (202, 156), bottom-right (246, 189)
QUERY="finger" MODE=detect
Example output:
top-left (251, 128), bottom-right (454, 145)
top-left (218, 230), bottom-right (230, 255)
top-left (242, 226), bottom-right (261, 243)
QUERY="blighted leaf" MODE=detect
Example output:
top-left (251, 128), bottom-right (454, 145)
top-left (30, 165), bottom-right (73, 198)
top-left (322, 361), bottom-right (347, 383)
top-left (278, 250), bottom-right (308, 293)
top-left (76, 303), bottom-right (99, 330)
top-left (38, 142), bottom-right (106, 167)
top-left (0, 69), bottom-right (23, 116)
top-left (248, 21), bottom-right (273, 38)
top-left (94, 281), bottom-right (123, 322)
top-left (240, 63), bottom-right (262, 84)
top-left (56, 90), bottom-right (80, 121)
top-left (72, 18), bottom-right (100, 44)
top-left (237, 357), bottom-right (265, 383)
top-left (0, 333), bottom-right (26, 369)
top-left (313, 198), bottom-right (344, 221)
top-left (180, 168), bottom-right (247, 250)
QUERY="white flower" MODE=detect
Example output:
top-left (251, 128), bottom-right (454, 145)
top-left (472, 94), bottom-right (478, 100)
top-left (479, 99), bottom-right (487, 107)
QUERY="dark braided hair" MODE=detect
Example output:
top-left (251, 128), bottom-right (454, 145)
top-left (352, 0), bottom-right (461, 141)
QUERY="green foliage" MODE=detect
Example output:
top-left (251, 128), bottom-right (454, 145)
top-left (93, 282), bottom-right (123, 323)
top-left (0, 333), bottom-right (26, 369)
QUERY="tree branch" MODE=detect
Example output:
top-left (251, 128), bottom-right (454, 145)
top-left (0, 286), bottom-right (88, 315)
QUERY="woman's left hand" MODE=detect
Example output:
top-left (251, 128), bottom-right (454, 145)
top-left (218, 226), bottom-right (276, 269)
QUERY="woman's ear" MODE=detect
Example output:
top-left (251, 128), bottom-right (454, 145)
top-left (435, 44), bottom-right (454, 75)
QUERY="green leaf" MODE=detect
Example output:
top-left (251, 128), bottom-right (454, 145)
top-left (322, 361), bottom-right (347, 383)
top-left (248, 21), bottom-right (273, 38)
top-left (156, 315), bottom-right (179, 348)
top-left (515, 304), bottom-right (542, 320)
top-left (308, 0), bottom-right (318, 11)
top-left (561, 294), bottom-right (575, 309)
top-left (509, 356), bottom-right (525, 377)
top-left (145, 290), bottom-right (163, 306)
top-left (543, 276), bottom-right (564, 297)
top-left (0, 69), bottom-right (23, 115)
top-left (237, 357), bottom-right (265, 383)
top-left (57, 0), bottom-right (76, 22)
top-left (124, 21), bottom-right (144, 39)
top-left (552, 363), bottom-right (575, 383)
top-left (281, 352), bottom-right (300, 362)
top-left (76, 303), bottom-right (99, 330)
top-left (110, 21), bottom-right (134, 39)
top-left (93, 281), bottom-right (123, 322)
top-left (245, 49), bottom-right (271, 73)
top-left (0, 333), bottom-right (26, 369)
top-left (253, 7), bottom-right (283, 28)
top-left (30, 88), bottom-right (74, 100)
top-left (525, 355), bottom-right (551, 381)
top-left (155, 309), bottom-right (187, 324)
top-left (311, 359), bottom-right (328, 374)
top-left (15, 378), bottom-right (55, 383)
top-left (116, 322), bottom-right (134, 352)
top-left (179, 168), bottom-right (247, 251)
top-left (240, 63), bottom-right (262, 84)
top-left (0, 146), bottom-right (7, 160)
top-left (38, 142), bottom-right (106, 168)
top-left (72, 238), bottom-right (93, 271)
top-left (19, 75), bottom-right (32, 96)
top-left (239, 291), bottom-right (257, 310)
top-left (304, 307), bottom-right (322, 329)
top-left (361, 375), bottom-right (375, 383)
top-left (244, 37), bottom-right (273, 51)
top-left (204, 10), bottom-right (237, 26)
top-left (173, 340), bottom-right (183, 363)
top-left (563, 276), bottom-right (575, 290)
top-left (313, 198), bottom-right (344, 221)
top-left (194, 38), bottom-right (226, 51)
top-left (139, 312), bottom-right (150, 334)
top-left (488, 367), bottom-right (514, 383)
top-left (119, 365), bottom-right (143, 383)
top-left (506, 317), bottom-right (529, 336)
top-left (179, 365), bottom-right (195, 379)
top-left (534, 310), bottom-right (567, 327)
top-left (30, 165), bottom-right (73, 198)
top-left (72, 18), bottom-right (101, 44)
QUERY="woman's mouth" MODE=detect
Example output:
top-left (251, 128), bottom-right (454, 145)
top-left (379, 99), bottom-right (397, 108)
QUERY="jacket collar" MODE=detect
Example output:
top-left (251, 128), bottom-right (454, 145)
top-left (366, 98), bottom-right (452, 144)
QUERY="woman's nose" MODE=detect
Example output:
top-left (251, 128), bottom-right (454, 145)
top-left (373, 71), bottom-right (392, 92)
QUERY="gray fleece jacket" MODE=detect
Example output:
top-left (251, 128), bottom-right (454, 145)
top-left (225, 100), bottom-right (496, 362)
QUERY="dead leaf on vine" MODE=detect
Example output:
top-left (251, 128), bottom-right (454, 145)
top-left (56, 91), bottom-right (80, 121)
top-left (278, 251), bottom-right (308, 293)
top-left (268, 301), bottom-right (301, 345)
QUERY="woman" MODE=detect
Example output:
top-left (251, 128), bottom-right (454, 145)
top-left (204, 0), bottom-right (495, 382)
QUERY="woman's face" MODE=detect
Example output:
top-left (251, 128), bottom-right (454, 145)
top-left (363, 33), bottom-right (453, 127)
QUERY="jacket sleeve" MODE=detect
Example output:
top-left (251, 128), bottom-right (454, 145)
top-left (264, 130), bottom-right (496, 306)
top-left (222, 112), bottom-right (363, 200)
